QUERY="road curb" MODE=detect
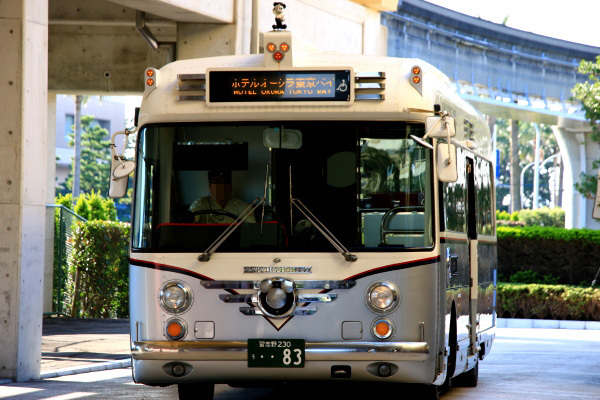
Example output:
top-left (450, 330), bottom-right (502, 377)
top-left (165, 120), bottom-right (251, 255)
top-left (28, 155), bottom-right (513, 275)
top-left (497, 318), bottom-right (600, 330)
top-left (39, 358), bottom-right (132, 380)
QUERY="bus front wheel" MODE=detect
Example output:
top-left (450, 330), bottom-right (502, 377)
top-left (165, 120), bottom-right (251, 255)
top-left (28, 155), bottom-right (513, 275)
top-left (421, 384), bottom-right (441, 400)
top-left (453, 358), bottom-right (479, 387)
top-left (178, 383), bottom-right (214, 400)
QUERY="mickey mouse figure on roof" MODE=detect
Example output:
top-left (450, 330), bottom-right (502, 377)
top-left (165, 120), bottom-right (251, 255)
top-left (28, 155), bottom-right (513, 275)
top-left (272, 2), bottom-right (287, 30)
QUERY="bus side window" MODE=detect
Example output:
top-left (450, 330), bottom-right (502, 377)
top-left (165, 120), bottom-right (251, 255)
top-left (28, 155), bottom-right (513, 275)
top-left (442, 147), bottom-right (467, 233)
top-left (475, 157), bottom-right (494, 236)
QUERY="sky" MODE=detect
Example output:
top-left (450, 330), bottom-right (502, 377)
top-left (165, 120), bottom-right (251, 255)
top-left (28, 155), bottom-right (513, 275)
top-left (423, 0), bottom-right (600, 47)
top-left (106, 0), bottom-right (600, 117)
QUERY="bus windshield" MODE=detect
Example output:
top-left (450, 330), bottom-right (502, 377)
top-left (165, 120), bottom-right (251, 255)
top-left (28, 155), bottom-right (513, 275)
top-left (132, 121), bottom-right (433, 253)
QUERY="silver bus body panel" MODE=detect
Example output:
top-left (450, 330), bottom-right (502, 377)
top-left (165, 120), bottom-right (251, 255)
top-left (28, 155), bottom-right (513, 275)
top-left (128, 252), bottom-right (443, 384)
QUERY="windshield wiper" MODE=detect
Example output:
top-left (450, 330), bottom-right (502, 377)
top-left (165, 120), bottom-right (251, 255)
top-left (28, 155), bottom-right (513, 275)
top-left (290, 198), bottom-right (357, 262)
top-left (198, 197), bottom-right (265, 262)
top-left (199, 165), bottom-right (270, 262)
top-left (289, 166), bottom-right (357, 262)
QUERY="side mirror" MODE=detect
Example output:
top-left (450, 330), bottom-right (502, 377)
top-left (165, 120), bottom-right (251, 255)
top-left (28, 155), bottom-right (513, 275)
top-left (109, 130), bottom-right (136, 198)
top-left (425, 116), bottom-right (455, 139)
top-left (410, 113), bottom-right (455, 150)
top-left (437, 143), bottom-right (458, 183)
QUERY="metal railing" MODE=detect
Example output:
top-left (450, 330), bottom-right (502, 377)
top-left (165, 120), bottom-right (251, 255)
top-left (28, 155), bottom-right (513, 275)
top-left (46, 205), bottom-right (87, 316)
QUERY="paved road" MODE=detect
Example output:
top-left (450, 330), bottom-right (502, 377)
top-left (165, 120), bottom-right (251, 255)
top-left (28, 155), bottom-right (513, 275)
top-left (2, 328), bottom-right (599, 400)
top-left (41, 318), bottom-right (129, 372)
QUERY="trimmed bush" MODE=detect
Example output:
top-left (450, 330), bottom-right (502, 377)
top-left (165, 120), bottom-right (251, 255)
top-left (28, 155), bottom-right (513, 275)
top-left (496, 207), bottom-right (564, 227)
top-left (508, 270), bottom-right (559, 285)
top-left (517, 207), bottom-right (564, 227)
top-left (497, 226), bottom-right (600, 285)
top-left (497, 283), bottom-right (600, 321)
top-left (68, 220), bottom-right (130, 318)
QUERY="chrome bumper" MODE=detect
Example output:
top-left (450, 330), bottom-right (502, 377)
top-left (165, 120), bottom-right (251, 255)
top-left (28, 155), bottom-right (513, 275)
top-left (132, 340), bottom-right (430, 362)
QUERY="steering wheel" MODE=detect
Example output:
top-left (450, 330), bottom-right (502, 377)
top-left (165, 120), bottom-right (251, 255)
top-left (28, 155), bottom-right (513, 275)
top-left (190, 209), bottom-right (239, 222)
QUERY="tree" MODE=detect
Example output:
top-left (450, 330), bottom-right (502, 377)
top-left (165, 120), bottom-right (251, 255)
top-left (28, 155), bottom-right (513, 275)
top-left (572, 55), bottom-right (600, 199)
top-left (60, 115), bottom-right (112, 197)
top-left (495, 118), bottom-right (560, 211)
top-left (72, 95), bottom-right (84, 198)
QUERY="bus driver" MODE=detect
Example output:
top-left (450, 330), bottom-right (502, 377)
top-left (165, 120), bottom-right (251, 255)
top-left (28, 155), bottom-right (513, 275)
top-left (189, 170), bottom-right (256, 224)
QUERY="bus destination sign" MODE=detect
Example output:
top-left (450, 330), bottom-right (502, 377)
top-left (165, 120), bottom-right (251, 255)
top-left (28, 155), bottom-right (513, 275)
top-left (208, 70), bottom-right (351, 103)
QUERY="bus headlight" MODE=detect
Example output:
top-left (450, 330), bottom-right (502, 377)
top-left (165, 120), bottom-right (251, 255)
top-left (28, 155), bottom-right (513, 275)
top-left (372, 318), bottom-right (395, 340)
top-left (159, 281), bottom-right (193, 314)
top-left (366, 281), bottom-right (400, 313)
top-left (164, 318), bottom-right (187, 340)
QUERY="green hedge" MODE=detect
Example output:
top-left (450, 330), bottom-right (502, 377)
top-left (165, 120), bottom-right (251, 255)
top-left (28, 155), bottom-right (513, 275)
top-left (497, 283), bottom-right (600, 321)
top-left (496, 207), bottom-right (564, 227)
top-left (497, 226), bottom-right (600, 286)
top-left (68, 220), bottom-right (130, 318)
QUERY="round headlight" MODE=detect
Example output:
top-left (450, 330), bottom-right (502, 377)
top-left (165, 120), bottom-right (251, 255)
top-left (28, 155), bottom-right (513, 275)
top-left (366, 281), bottom-right (400, 313)
top-left (159, 281), bottom-right (193, 314)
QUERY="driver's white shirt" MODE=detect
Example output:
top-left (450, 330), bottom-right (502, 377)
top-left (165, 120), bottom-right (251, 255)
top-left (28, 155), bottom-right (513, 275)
top-left (189, 196), bottom-right (256, 224)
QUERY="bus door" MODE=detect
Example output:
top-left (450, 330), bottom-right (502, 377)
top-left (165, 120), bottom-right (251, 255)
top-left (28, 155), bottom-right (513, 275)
top-left (465, 156), bottom-right (479, 362)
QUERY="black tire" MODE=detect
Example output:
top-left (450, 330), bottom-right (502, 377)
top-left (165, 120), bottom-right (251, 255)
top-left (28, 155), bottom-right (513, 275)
top-left (447, 304), bottom-right (458, 380)
top-left (453, 359), bottom-right (478, 388)
top-left (421, 384), bottom-right (441, 400)
top-left (178, 383), bottom-right (215, 400)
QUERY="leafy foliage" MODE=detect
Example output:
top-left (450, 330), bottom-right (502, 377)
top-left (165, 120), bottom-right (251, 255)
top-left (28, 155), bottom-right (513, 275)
top-left (497, 226), bottom-right (600, 286)
top-left (68, 220), bottom-right (130, 318)
top-left (74, 191), bottom-right (117, 221)
top-left (497, 283), bottom-right (600, 321)
top-left (507, 270), bottom-right (559, 285)
top-left (497, 225), bottom-right (600, 244)
top-left (494, 118), bottom-right (560, 212)
top-left (571, 55), bottom-right (600, 199)
top-left (53, 193), bottom-right (123, 316)
top-left (496, 207), bottom-right (564, 227)
top-left (59, 115), bottom-right (112, 197)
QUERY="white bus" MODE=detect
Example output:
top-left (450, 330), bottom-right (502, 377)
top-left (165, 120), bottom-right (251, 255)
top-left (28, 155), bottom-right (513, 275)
top-left (110, 29), bottom-right (496, 399)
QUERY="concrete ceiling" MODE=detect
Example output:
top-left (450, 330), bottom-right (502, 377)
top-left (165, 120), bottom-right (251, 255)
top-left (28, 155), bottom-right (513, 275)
top-left (107, 0), bottom-right (233, 23)
top-left (49, 0), bottom-right (176, 93)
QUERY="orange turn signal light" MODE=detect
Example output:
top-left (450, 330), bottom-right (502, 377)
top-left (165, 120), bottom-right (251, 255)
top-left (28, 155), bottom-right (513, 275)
top-left (274, 52), bottom-right (284, 62)
top-left (167, 321), bottom-right (183, 338)
top-left (267, 43), bottom-right (277, 52)
top-left (146, 78), bottom-right (155, 86)
top-left (280, 43), bottom-right (290, 52)
top-left (412, 76), bottom-right (421, 84)
top-left (146, 69), bottom-right (155, 77)
top-left (375, 321), bottom-right (390, 337)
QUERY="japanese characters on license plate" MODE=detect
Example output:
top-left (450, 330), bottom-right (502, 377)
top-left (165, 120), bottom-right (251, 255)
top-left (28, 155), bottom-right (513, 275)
top-left (248, 339), bottom-right (305, 368)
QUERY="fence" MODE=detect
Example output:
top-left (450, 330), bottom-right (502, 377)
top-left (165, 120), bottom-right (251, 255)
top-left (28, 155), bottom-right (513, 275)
top-left (46, 205), bottom-right (86, 316)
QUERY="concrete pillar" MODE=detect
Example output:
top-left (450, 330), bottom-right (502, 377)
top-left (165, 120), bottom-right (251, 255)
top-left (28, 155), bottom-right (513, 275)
top-left (43, 93), bottom-right (58, 315)
top-left (552, 125), bottom-right (584, 229)
top-left (510, 120), bottom-right (520, 212)
top-left (0, 0), bottom-right (48, 381)
top-left (575, 133), bottom-right (587, 227)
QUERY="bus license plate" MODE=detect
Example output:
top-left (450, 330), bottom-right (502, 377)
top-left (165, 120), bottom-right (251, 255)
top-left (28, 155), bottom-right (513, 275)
top-left (248, 339), bottom-right (305, 368)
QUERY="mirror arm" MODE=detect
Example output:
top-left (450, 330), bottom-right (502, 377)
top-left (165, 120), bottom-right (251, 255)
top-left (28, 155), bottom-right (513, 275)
top-left (409, 110), bottom-right (449, 150)
top-left (110, 127), bottom-right (137, 162)
top-left (444, 119), bottom-right (453, 163)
